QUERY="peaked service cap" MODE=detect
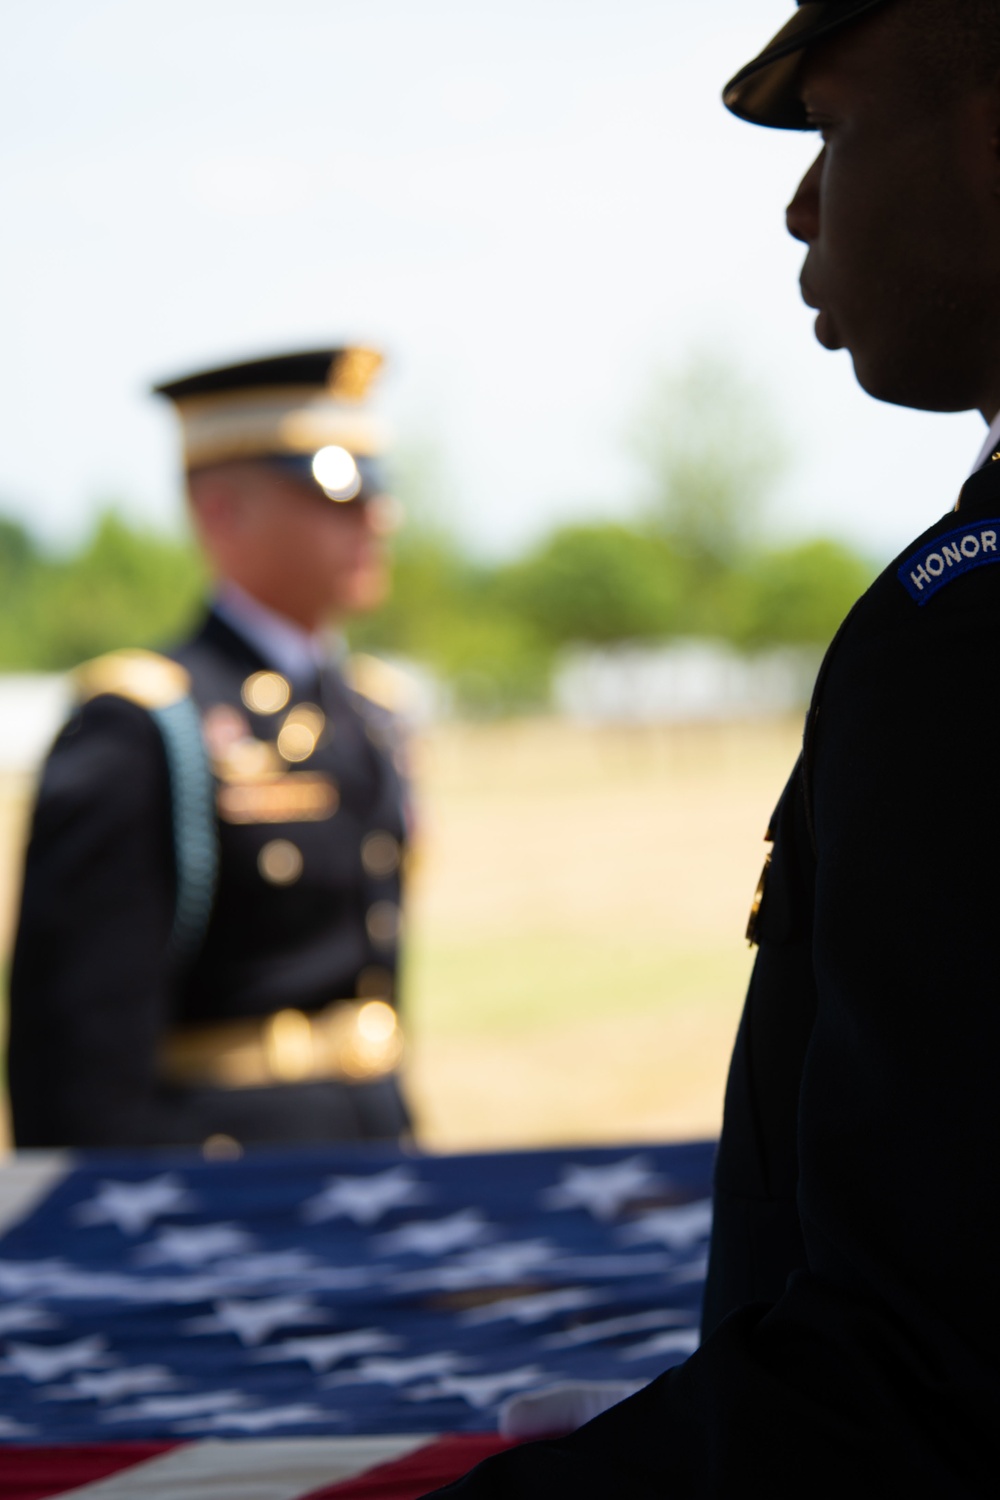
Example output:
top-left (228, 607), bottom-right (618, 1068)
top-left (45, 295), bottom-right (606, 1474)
top-left (153, 347), bottom-right (388, 501)
top-left (723, 0), bottom-right (892, 128)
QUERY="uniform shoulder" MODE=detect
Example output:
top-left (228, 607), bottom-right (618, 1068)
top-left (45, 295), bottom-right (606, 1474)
top-left (72, 648), bottom-right (191, 711)
top-left (344, 652), bottom-right (420, 719)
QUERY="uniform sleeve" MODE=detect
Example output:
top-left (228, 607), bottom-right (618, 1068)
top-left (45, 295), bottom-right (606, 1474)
top-left (7, 695), bottom-right (178, 1146)
top-left (420, 576), bottom-right (1000, 1496)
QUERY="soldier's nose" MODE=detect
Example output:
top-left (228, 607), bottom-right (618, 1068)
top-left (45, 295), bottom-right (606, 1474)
top-left (786, 148), bottom-right (824, 244)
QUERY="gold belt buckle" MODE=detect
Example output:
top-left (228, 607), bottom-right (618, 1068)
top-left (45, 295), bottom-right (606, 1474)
top-left (161, 1000), bottom-right (403, 1089)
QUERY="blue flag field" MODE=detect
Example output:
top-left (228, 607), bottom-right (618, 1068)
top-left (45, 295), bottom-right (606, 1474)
top-left (0, 1140), bottom-right (713, 1495)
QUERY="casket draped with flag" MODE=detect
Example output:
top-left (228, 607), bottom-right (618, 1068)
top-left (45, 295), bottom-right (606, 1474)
top-left (0, 1140), bottom-right (713, 1497)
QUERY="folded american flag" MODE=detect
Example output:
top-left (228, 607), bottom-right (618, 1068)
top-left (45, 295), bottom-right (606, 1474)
top-left (0, 1140), bottom-right (713, 1496)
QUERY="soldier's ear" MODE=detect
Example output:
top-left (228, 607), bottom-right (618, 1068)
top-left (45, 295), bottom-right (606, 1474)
top-left (187, 466), bottom-right (246, 544)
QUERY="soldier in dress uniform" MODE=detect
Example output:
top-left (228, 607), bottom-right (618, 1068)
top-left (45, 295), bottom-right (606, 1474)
top-left (8, 347), bottom-right (414, 1149)
top-left (424, 2), bottom-right (1000, 1495)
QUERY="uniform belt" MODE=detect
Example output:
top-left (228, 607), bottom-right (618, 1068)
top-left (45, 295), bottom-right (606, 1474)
top-left (159, 999), bottom-right (403, 1090)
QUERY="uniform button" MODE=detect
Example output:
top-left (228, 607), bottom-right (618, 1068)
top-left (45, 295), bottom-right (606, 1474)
top-left (258, 839), bottom-right (304, 885)
top-left (356, 964), bottom-right (394, 999)
top-left (277, 703), bottom-right (325, 762)
top-left (361, 830), bottom-right (401, 878)
top-left (202, 1134), bottom-right (243, 1160)
top-left (366, 900), bottom-right (400, 947)
top-left (241, 671), bottom-right (291, 714)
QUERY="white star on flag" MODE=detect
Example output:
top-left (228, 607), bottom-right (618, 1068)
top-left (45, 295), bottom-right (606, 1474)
top-left (619, 1328), bottom-right (701, 1361)
top-left (407, 1367), bottom-right (550, 1410)
top-left (397, 1239), bottom-right (555, 1291)
top-left (0, 1335), bottom-right (114, 1383)
top-left (542, 1307), bottom-right (697, 1349)
top-left (325, 1352), bottom-right (471, 1388)
top-left (185, 1295), bottom-right (331, 1345)
top-left (0, 1259), bottom-right (71, 1296)
top-left (541, 1157), bottom-right (665, 1221)
top-left (135, 1223), bottom-right (256, 1266)
top-left (102, 1390), bottom-right (249, 1423)
top-left (460, 1287), bottom-right (600, 1326)
top-left (44, 1366), bottom-right (179, 1403)
top-left (374, 1209), bottom-right (492, 1257)
top-left (253, 1329), bottom-right (400, 1373)
top-left (74, 1174), bottom-right (197, 1235)
top-left (0, 1417), bottom-right (35, 1439)
top-left (301, 1167), bottom-right (430, 1226)
top-left (0, 1305), bottom-right (58, 1336)
top-left (616, 1200), bottom-right (713, 1251)
top-left (667, 1254), bottom-right (710, 1285)
top-left (175, 1404), bottom-right (335, 1433)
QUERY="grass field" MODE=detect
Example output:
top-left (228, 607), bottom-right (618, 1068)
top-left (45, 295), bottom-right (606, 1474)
top-left (0, 716), bottom-right (802, 1153)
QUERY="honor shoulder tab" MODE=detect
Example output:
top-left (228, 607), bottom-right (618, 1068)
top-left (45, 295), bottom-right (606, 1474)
top-left (73, 649), bottom-right (191, 710)
top-left (897, 521), bottom-right (1000, 605)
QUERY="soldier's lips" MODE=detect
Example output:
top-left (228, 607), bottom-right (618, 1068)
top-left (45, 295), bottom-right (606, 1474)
top-left (800, 279), bottom-right (842, 350)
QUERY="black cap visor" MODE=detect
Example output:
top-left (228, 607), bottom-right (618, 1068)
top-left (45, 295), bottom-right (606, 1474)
top-left (723, 0), bottom-right (889, 128)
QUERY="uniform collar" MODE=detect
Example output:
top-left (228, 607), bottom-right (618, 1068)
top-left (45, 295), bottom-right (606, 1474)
top-left (212, 581), bottom-right (327, 686)
top-left (970, 408), bottom-right (1000, 475)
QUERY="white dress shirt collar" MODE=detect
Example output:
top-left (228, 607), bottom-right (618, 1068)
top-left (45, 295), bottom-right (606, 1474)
top-left (213, 580), bottom-right (328, 684)
top-left (970, 408), bottom-right (1000, 475)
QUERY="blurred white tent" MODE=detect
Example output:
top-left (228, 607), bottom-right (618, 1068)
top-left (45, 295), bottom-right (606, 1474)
top-left (553, 640), bottom-right (819, 725)
top-left (0, 675), bottom-right (69, 775)
top-left (0, 647), bottom-right (818, 777)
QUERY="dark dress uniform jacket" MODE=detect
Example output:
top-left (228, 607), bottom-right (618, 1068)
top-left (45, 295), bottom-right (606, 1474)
top-left (8, 610), bottom-right (410, 1147)
top-left (428, 461), bottom-right (1000, 1495)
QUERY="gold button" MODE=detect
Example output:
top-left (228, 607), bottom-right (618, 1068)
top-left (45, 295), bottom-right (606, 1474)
top-left (361, 830), bottom-right (401, 879)
top-left (202, 1134), bottom-right (243, 1160)
top-left (258, 839), bottom-right (304, 885)
top-left (356, 964), bottom-right (394, 999)
top-left (241, 671), bottom-right (291, 715)
top-left (366, 900), bottom-right (400, 948)
top-left (277, 703), bottom-right (325, 763)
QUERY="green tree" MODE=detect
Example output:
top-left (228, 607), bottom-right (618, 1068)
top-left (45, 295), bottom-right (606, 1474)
top-left (41, 510), bottom-right (205, 668)
top-left (495, 522), bottom-right (687, 646)
top-left (737, 538), bottom-right (876, 646)
top-left (0, 515), bottom-right (43, 669)
top-left (0, 509), bottom-right (205, 671)
top-left (629, 351), bottom-right (791, 570)
top-left (0, 515), bottom-right (38, 578)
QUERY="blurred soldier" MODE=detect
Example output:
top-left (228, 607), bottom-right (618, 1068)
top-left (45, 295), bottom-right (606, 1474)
top-left (9, 348), bottom-right (413, 1148)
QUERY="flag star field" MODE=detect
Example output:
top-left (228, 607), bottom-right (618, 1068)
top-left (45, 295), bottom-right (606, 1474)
top-left (0, 1141), bottom-right (713, 1447)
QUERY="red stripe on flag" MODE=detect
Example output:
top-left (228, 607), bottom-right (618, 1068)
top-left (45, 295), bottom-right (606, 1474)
top-left (304, 1435), bottom-right (517, 1499)
top-left (0, 1443), bottom-right (178, 1500)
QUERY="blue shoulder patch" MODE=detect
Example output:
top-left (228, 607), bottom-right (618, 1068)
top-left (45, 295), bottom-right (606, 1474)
top-left (898, 520), bottom-right (1000, 604)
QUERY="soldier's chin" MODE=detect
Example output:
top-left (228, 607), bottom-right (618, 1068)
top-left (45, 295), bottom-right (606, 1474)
top-left (344, 569), bottom-right (390, 615)
top-left (814, 308), bottom-right (844, 351)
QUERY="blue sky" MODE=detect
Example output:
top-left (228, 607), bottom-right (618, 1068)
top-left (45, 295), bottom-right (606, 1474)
top-left (0, 0), bottom-right (986, 559)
